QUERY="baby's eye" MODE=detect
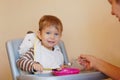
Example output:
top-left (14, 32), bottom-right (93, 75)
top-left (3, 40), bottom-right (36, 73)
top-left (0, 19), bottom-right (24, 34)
top-left (54, 33), bottom-right (59, 36)
top-left (46, 32), bottom-right (50, 34)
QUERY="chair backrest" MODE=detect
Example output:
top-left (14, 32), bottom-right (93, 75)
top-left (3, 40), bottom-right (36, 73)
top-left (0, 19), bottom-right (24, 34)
top-left (6, 38), bottom-right (69, 80)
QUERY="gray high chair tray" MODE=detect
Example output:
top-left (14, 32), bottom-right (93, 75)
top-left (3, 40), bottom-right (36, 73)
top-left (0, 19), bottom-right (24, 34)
top-left (18, 71), bottom-right (107, 80)
top-left (6, 38), bottom-right (108, 80)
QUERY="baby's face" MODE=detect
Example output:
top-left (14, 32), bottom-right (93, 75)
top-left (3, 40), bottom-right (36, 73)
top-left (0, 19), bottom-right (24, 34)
top-left (39, 26), bottom-right (61, 50)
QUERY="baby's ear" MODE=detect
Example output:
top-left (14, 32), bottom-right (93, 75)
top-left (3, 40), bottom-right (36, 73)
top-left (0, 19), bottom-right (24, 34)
top-left (37, 31), bottom-right (41, 39)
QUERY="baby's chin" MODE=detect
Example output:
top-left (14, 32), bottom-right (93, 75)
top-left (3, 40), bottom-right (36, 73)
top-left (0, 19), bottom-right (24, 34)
top-left (48, 44), bottom-right (55, 48)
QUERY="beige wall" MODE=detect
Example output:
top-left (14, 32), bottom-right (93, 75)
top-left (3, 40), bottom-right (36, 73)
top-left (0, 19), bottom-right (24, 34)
top-left (1, 0), bottom-right (120, 80)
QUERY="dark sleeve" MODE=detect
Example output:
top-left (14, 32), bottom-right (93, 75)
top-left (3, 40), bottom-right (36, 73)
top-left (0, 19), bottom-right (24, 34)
top-left (16, 48), bottom-right (37, 72)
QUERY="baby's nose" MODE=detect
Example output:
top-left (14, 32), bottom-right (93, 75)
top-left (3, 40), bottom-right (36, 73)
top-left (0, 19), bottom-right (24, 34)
top-left (50, 34), bottom-right (55, 39)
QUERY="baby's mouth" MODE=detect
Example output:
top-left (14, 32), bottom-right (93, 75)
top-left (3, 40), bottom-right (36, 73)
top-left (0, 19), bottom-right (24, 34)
top-left (48, 41), bottom-right (55, 44)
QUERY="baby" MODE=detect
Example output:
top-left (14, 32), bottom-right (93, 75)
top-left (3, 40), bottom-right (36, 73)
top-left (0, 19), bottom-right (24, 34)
top-left (17, 15), bottom-right (66, 73)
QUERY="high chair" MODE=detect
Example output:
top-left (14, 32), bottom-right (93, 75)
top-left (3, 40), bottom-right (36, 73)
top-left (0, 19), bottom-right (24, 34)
top-left (6, 38), bottom-right (69, 80)
top-left (6, 38), bottom-right (108, 80)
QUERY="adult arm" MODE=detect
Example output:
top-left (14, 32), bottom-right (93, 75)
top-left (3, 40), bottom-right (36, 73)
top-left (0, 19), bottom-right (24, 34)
top-left (78, 54), bottom-right (120, 80)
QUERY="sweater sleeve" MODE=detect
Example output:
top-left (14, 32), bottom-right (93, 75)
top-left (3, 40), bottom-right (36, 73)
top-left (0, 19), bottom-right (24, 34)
top-left (16, 48), bottom-right (37, 73)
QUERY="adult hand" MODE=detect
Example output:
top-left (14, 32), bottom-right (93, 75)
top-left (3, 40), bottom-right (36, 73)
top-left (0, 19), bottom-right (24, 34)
top-left (78, 54), bottom-right (96, 70)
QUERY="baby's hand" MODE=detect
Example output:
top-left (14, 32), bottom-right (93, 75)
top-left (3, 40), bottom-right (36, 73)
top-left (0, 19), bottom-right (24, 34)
top-left (52, 65), bottom-right (68, 71)
top-left (33, 62), bottom-right (43, 72)
top-left (60, 64), bottom-right (68, 69)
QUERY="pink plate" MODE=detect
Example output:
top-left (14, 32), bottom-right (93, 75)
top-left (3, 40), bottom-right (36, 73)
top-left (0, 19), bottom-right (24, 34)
top-left (52, 68), bottom-right (80, 76)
